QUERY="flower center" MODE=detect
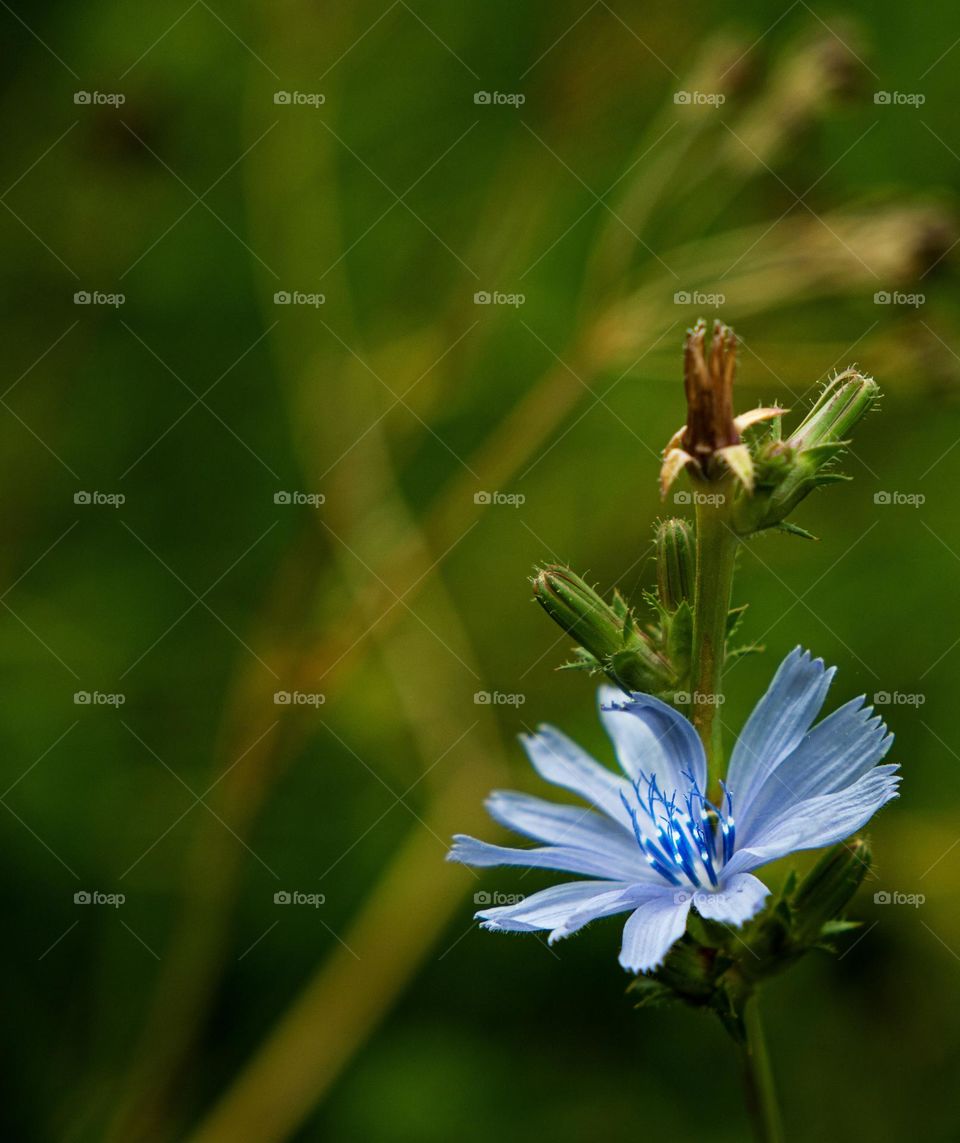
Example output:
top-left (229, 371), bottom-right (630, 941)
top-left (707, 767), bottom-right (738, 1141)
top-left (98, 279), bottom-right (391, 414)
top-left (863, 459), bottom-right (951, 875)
top-left (619, 770), bottom-right (736, 889)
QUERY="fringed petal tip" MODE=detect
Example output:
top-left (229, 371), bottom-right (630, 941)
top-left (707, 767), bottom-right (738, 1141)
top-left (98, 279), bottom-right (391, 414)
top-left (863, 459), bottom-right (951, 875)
top-left (621, 954), bottom-right (670, 975)
top-left (517, 723), bottom-right (557, 746)
top-left (447, 835), bottom-right (483, 864)
top-left (785, 645), bottom-right (833, 677)
top-left (476, 918), bottom-right (532, 933)
top-left (617, 890), bottom-right (692, 974)
top-left (478, 917), bottom-right (592, 941)
top-left (619, 943), bottom-right (676, 975)
top-left (691, 873), bottom-right (771, 927)
top-left (599, 691), bottom-right (674, 715)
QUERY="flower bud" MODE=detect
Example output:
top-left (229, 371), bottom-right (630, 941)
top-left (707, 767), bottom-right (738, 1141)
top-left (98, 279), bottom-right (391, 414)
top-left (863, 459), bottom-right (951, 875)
top-left (788, 369), bottom-right (880, 451)
top-left (656, 518), bottom-right (695, 611)
top-left (531, 566), bottom-right (669, 693)
top-left (790, 837), bottom-right (872, 945)
top-left (733, 370), bottom-right (880, 535)
top-left (532, 567), bottom-right (625, 664)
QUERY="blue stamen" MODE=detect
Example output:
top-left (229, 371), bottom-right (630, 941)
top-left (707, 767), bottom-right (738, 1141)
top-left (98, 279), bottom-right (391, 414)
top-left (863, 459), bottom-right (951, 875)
top-left (618, 769), bottom-right (740, 890)
top-left (683, 787), bottom-right (719, 887)
top-left (660, 795), bottom-right (700, 884)
top-left (719, 780), bottom-right (736, 863)
top-left (619, 791), bottom-right (682, 885)
top-left (680, 770), bottom-right (732, 884)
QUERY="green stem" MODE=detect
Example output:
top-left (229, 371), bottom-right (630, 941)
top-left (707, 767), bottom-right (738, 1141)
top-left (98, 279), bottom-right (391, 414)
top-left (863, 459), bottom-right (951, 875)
top-left (691, 480), bottom-right (738, 773)
top-left (740, 996), bottom-right (784, 1143)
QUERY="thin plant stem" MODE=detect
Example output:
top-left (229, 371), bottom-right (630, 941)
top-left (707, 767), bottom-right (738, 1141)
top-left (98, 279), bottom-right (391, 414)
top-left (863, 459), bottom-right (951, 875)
top-left (691, 476), bottom-right (738, 774)
top-left (740, 996), bottom-right (785, 1143)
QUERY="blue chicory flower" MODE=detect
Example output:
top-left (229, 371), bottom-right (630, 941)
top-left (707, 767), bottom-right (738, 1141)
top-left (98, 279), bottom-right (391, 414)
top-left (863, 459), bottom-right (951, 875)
top-left (448, 648), bottom-right (899, 973)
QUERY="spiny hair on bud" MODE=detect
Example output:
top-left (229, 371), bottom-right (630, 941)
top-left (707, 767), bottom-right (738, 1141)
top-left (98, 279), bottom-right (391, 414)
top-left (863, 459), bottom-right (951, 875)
top-left (530, 563), bottom-right (601, 589)
top-left (818, 366), bottom-right (881, 407)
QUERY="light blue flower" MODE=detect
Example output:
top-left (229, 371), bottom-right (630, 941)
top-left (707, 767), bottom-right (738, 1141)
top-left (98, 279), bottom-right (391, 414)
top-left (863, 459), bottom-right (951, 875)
top-left (448, 648), bottom-right (899, 973)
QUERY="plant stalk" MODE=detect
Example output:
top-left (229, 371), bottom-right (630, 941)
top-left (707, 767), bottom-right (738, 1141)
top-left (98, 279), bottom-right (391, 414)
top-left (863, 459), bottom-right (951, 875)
top-left (740, 996), bottom-right (785, 1143)
top-left (691, 479), bottom-right (738, 772)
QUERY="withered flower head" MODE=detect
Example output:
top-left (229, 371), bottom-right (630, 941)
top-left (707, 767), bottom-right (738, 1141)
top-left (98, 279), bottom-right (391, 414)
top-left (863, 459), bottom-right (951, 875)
top-left (660, 319), bottom-right (783, 496)
top-left (683, 318), bottom-right (740, 460)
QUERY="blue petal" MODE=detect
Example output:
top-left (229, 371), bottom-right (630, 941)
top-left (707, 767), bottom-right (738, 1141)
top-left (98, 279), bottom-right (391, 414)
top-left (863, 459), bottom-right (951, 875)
top-left (549, 883), bottom-right (656, 943)
top-left (727, 648), bottom-right (835, 818)
top-left (598, 686), bottom-right (707, 794)
top-left (724, 766), bottom-right (900, 878)
top-left (476, 880), bottom-right (628, 933)
top-left (618, 885), bottom-right (692, 973)
top-left (448, 834), bottom-right (650, 881)
top-left (737, 696), bottom-right (893, 837)
top-left (520, 726), bottom-right (632, 828)
top-left (691, 873), bottom-right (770, 926)
top-left (485, 791), bottom-right (645, 869)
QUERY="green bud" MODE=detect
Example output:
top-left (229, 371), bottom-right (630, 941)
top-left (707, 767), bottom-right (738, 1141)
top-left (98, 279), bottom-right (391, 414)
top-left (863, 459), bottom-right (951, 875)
top-left (656, 518), bottom-right (695, 611)
top-left (531, 566), bottom-right (668, 693)
top-left (789, 370), bottom-right (880, 451)
top-left (732, 370), bottom-right (880, 535)
top-left (532, 567), bottom-right (625, 664)
top-left (790, 837), bottom-right (872, 945)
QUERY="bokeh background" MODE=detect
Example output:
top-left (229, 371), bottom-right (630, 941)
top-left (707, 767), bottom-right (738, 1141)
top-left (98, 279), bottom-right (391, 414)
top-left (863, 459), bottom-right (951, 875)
top-left (2, 1), bottom-right (959, 1140)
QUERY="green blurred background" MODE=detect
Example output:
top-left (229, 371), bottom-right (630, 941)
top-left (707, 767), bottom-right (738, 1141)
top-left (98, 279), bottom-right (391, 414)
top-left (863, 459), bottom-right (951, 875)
top-left (2, 1), bottom-right (959, 1140)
